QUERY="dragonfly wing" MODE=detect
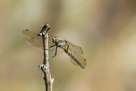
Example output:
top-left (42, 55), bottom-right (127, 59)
top-left (68, 46), bottom-right (86, 68)
top-left (27, 38), bottom-right (43, 52)
top-left (22, 29), bottom-right (42, 41)
top-left (22, 29), bottom-right (43, 51)
top-left (67, 41), bottom-right (83, 55)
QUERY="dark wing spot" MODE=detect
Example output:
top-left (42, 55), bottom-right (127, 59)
top-left (25, 29), bottom-right (29, 31)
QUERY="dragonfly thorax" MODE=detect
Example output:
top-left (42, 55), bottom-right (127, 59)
top-left (52, 37), bottom-right (68, 49)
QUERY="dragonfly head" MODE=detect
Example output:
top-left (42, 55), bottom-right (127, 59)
top-left (52, 36), bottom-right (59, 43)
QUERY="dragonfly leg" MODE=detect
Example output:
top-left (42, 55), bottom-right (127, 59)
top-left (50, 45), bottom-right (55, 48)
top-left (48, 47), bottom-right (58, 60)
top-left (49, 47), bottom-right (55, 51)
top-left (49, 45), bottom-right (56, 51)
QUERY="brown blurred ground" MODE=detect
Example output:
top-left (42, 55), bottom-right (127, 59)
top-left (0, 0), bottom-right (136, 91)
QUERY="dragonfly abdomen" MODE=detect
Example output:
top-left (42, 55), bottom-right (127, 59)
top-left (65, 51), bottom-right (85, 69)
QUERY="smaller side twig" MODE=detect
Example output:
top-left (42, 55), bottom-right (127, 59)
top-left (38, 24), bottom-right (54, 91)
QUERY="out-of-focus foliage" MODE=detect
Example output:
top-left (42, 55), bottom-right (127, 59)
top-left (1, 0), bottom-right (136, 91)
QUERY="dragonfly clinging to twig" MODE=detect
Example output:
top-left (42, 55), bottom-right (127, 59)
top-left (49, 36), bottom-right (86, 68)
top-left (22, 30), bottom-right (86, 68)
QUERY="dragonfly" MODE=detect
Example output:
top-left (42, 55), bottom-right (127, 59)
top-left (22, 29), bottom-right (86, 69)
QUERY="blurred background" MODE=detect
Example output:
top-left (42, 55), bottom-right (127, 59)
top-left (1, 0), bottom-right (136, 91)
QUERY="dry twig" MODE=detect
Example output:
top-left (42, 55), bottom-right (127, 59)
top-left (38, 24), bottom-right (54, 91)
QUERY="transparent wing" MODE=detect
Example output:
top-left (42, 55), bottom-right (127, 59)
top-left (67, 45), bottom-right (86, 68)
top-left (22, 29), bottom-right (43, 51)
top-left (22, 29), bottom-right (42, 41)
top-left (27, 38), bottom-right (43, 52)
top-left (67, 41), bottom-right (83, 55)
